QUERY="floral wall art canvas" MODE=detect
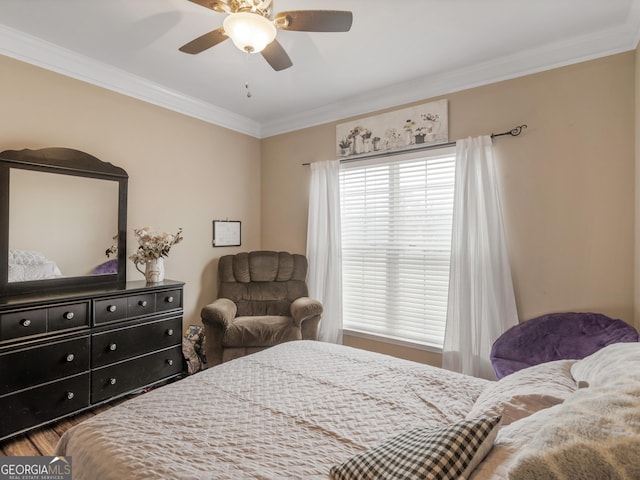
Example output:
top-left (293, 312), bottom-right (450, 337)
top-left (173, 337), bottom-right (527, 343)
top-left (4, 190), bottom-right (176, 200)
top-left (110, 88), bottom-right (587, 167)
top-left (336, 99), bottom-right (448, 159)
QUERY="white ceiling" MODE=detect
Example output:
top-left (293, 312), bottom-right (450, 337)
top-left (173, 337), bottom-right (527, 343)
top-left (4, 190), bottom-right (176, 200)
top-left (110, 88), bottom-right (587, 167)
top-left (0, 0), bottom-right (639, 138)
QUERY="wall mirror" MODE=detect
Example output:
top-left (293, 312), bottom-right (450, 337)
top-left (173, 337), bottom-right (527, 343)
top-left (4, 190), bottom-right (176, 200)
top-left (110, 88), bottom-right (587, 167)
top-left (0, 147), bottom-right (128, 297)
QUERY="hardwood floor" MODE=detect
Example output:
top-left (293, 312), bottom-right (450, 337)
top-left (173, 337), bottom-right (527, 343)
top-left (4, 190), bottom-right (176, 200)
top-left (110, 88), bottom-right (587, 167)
top-left (0, 399), bottom-right (126, 457)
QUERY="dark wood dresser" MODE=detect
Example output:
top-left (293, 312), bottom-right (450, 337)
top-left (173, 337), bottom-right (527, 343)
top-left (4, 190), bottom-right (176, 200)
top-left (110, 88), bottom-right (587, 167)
top-left (0, 279), bottom-right (184, 440)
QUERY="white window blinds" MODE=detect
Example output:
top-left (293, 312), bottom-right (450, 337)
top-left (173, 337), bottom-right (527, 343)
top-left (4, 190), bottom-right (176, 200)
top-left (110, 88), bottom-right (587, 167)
top-left (339, 147), bottom-right (455, 348)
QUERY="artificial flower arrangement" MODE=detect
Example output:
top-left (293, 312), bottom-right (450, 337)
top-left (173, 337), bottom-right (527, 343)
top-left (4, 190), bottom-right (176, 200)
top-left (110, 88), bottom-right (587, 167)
top-left (385, 127), bottom-right (401, 144)
top-left (129, 227), bottom-right (184, 265)
top-left (105, 234), bottom-right (118, 258)
top-left (347, 125), bottom-right (365, 139)
top-left (403, 119), bottom-right (416, 130)
top-left (338, 138), bottom-right (352, 149)
top-left (420, 112), bottom-right (440, 122)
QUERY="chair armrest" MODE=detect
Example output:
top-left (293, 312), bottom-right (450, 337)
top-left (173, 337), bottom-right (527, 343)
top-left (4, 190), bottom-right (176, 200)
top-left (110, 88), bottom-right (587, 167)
top-left (290, 297), bottom-right (323, 327)
top-left (200, 298), bottom-right (237, 368)
top-left (201, 298), bottom-right (237, 330)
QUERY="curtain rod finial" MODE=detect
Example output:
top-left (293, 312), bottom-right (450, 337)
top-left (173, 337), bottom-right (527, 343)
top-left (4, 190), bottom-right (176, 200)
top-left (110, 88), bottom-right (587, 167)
top-left (511, 124), bottom-right (527, 136)
top-left (491, 124), bottom-right (528, 139)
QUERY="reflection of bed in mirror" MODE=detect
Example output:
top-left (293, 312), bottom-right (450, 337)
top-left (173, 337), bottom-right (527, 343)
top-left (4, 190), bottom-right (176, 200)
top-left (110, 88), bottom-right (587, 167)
top-left (8, 249), bottom-right (62, 282)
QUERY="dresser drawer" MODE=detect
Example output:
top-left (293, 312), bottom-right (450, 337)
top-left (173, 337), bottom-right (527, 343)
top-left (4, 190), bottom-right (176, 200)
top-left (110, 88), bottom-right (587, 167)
top-left (127, 293), bottom-right (156, 318)
top-left (48, 302), bottom-right (90, 331)
top-left (94, 290), bottom-right (180, 325)
top-left (92, 317), bottom-right (182, 367)
top-left (156, 289), bottom-right (182, 312)
top-left (1, 302), bottom-right (90, 342)
top-left (91, 346), bottom-right (183, 403)
top-left (94, 297), bottom-right (128, 325)
top-left (0, 335), bottom-right (90, 396)
top-left (0, 373), bottom-right (90, 439)
top-left (0, 308), bottom-right (47, 341)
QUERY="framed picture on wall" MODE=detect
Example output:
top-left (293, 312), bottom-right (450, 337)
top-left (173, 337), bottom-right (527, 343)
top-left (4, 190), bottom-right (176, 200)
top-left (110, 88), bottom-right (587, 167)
top-left (336, 99), bottom-right (448, 159)
top-left (212, 220), bottom-right (241, 247)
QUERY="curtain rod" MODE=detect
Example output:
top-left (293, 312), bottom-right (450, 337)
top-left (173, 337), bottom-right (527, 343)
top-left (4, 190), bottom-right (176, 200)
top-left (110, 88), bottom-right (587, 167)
top-left (302, 124), bottom-right (527, 166)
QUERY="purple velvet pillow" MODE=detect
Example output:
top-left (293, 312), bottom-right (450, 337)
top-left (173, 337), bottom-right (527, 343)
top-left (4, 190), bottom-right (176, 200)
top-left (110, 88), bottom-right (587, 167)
top-left (490, 312), bottom-right (639, 379)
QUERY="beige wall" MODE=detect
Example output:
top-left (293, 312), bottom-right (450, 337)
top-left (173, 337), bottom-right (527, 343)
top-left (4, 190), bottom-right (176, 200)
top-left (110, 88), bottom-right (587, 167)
top-left (2, 50), bottom-right (636, 364)
top-left (636, 43), bottom-right (640, 329)
top-left (0, 54), bottom-right (261, 327)
top-left (261, 52), bottom-right (636, 364)
top-left (260, 123), bottom-right (335, 253)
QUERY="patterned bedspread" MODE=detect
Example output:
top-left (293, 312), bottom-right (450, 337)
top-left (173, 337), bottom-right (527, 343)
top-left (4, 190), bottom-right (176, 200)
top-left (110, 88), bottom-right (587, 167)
top-left (56, 341), bottom-right (489, 479)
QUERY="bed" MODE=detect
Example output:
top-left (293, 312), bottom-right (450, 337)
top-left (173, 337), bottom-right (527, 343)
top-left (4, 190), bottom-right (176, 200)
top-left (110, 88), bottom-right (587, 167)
top-left (55, 340), bottom-right (640, 479)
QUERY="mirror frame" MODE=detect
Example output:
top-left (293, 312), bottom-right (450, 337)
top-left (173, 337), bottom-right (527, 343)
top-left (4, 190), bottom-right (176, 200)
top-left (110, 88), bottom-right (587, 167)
top-left (0, 147), bottom-right (128, 297)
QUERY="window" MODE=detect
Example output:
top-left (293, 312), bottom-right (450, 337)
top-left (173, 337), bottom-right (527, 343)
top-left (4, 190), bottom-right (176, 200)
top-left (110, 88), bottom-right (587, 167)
top-left (339, 147), bottom-right (455, 349)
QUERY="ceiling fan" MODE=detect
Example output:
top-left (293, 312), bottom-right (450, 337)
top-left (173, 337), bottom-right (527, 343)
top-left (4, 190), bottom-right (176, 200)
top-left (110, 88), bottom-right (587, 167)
top-left (179, 0), bottom-right (353, 71)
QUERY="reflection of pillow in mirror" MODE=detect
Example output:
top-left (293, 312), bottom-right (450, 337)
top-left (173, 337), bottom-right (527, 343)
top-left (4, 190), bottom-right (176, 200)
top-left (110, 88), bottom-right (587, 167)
top-left (8, 249), bottom-right (47, 266)
top-left (91, 259), bottom-right (118, 275)
top-left (466, 360), bottom-right (577, 426)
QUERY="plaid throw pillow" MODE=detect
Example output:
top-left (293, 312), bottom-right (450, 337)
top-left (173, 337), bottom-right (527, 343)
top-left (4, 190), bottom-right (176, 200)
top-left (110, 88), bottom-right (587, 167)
top-left (329, 416), bottom-right (501, 480)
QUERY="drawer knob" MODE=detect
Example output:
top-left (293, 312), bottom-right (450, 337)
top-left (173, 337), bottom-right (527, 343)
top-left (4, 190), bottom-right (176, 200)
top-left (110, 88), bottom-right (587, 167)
top-left (166, 296), bottom-right (174, 303)
top-left (66, 391), bottom-right (75, 400)
top-left (66, 353), bottom-right (75, 362)
top-left (166, 359), bottom-right (174, 366)
top-left (63, 311), bottom-right (75, 320)
top-left (107, 305), bottom-right (117, 313)
top-left (109, 343), bottom-right (117, 351)
top-left (167, 328), bottom-right (174, 336)
top-left (139, 300), bottom-right (148, 307)
top-left (109, 378), bottom-right (117, 385)
top-left (20, 319), bottom-right (31, 327)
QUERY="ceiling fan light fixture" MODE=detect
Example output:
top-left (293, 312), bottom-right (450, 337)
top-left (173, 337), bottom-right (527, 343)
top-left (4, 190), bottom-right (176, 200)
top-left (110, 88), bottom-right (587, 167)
top-left (223, 12), bottom-right (276, 54)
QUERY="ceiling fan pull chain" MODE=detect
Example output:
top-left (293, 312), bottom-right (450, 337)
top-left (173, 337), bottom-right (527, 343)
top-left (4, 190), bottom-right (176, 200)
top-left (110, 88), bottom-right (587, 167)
top-left (244, 51), bottom-right (253, 98)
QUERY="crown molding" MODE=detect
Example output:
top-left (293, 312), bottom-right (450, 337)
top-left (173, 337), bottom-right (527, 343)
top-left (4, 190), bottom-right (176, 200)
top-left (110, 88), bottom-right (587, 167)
top-left (260, 20), bottom-right (640, 137)
top-left (0, 24), bottom-right (262, 138)
top-left (1, 11), bottom-right (638, 140)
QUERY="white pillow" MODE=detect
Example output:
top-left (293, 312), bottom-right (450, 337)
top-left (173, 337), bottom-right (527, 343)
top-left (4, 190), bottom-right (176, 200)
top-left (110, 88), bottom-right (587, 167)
top-left (570, 341), bottom-right (640, 388)
top-left (330, 417), bottom-right (501, 480)
top-left (466, 360), bottom-right (577, 426)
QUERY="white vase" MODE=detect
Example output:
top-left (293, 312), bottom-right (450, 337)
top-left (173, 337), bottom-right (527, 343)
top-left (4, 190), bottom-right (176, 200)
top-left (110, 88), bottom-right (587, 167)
top-left (352, 137), bottom-right (363, 155)
top-left (136, 257), bottom-right (165, 283)
top-left (404, 129), bottom-right (413, 145)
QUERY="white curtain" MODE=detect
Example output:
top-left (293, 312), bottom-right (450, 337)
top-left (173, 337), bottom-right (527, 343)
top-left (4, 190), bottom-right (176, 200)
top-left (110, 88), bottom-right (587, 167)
top-left (306, 159), bottom-right (343, 344)
top-left (443, 136), bottom-right (518, 379)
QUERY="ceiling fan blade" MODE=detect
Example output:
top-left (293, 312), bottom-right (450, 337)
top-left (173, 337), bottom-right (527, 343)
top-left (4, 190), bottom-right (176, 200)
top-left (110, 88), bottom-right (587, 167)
top-left (187, 0), bottom-right (231, 13)
top-left (274, 10), bottom-right (353, 32)
top-left (179, 27), bottom-right (228, 54)
top-left (261, 40), bottom-right (293, 71)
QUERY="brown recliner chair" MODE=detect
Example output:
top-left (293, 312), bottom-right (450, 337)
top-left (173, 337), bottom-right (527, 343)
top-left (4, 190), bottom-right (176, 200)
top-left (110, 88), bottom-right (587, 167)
top-left (201, 251), bottom-right (323, 366)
